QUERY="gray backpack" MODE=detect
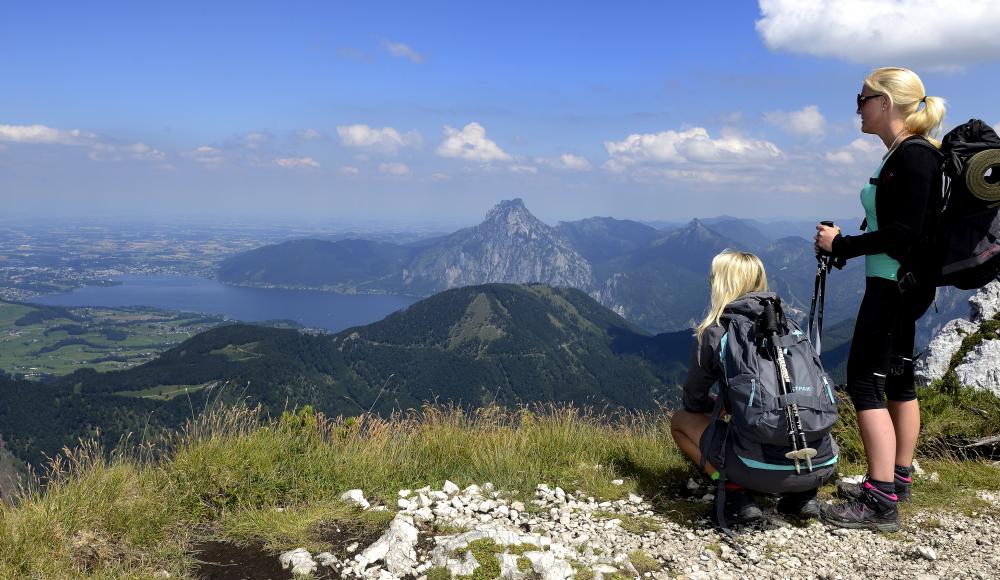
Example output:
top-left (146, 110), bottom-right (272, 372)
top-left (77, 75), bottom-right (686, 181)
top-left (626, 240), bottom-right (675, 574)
top-left (721, 293), bottom-right (839, 462)
top-left (703, 293), bottom-right (839, 535)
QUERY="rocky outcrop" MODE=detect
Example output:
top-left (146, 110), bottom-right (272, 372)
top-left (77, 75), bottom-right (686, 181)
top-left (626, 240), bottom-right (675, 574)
top-left (954, 339), bottom-right (1000, 393)
top-left (916, 279), bottom-right (1000, 395)
top-left (916, 318), bottom-right (979, 383)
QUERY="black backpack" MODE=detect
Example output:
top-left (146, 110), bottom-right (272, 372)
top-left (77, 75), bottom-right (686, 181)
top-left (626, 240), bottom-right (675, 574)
top-left (906, 120), bottom-right (1000, 290)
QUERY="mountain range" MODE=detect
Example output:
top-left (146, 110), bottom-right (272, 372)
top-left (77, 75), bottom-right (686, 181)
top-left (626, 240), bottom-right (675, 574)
top-left (220, 199), bottom-right (967, 340)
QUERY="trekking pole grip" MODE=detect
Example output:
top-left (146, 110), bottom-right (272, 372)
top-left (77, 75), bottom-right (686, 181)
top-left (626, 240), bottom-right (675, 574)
top-left (761, 299), bottom-right (780, 335)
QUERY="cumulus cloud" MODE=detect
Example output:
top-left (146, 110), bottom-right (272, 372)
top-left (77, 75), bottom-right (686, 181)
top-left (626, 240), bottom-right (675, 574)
top-left (436, 122), bottom-right (512, 163)
top-left (382, 40), bottom-right (425, 64)
top-left (0, 123), bottom-right (92, 144)
top-left (763, 105), bottom-right (827, 138)
top-left (378, 161), bottom-right (411, 175)
top-left (603, 127), bottom-right (782, 172)
top-left (756, 0), bottom-right (1000, 69)
top-left (537, 153), bottom-right (593, 171)
top-left (823, 137), bottom-right (882, 165)
top-left (274, 156), bottom-right (320, 168)
top-left (430, 172), bottom-right (450, 181)
top-left (336, 124), bottom-right (421, 154)
top-left (0, 123), bottom-right (168, 163)
top-left (339, 165), bottom-right (360, 175)
top-left (297, 128), bottom-right (324, 141)
top-left (509, 164), bottom-right (538, 174)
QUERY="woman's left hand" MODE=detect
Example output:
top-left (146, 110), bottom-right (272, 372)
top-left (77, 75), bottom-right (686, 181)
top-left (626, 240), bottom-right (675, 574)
top-left (815, 223), bottom-right (841, 254)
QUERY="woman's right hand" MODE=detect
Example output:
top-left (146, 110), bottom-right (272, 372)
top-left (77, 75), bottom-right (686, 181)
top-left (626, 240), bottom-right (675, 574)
top-left (815, 223), bottom-right (841, 254)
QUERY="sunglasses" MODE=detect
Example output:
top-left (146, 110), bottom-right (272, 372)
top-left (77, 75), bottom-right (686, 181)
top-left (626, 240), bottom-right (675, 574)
top-left (856, 93), bottom-right (884, 109)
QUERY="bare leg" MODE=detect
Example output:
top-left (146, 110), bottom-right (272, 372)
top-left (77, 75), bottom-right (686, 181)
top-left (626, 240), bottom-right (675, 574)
top-left (887, 399), bottom-right (920, 468)
top-left (857, 408), bottom-right (896, 482)
top-left (670, 410), bottom-right (716, 475)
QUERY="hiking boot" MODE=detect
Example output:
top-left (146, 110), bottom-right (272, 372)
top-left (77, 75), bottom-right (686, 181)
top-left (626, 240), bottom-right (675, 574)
top-left (714, 489), bottom-right (764, 524)
top-left (821, 481), bottom-right (899, 532)
top-left (777, 489), bottom-right (821, 519)
top-left (837, 471), bottom-right (912, 502)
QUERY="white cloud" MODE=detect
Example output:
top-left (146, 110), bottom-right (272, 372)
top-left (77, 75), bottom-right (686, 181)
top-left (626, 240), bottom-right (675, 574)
top-left (537, 153), bottom-right (593, 171)
top-left (763, 105), bottom-right (827, 138)
top-left (336, 124), bottom-right (421, 154)
top-left (88, 142), bottom-right (167, 162)
top-left (603, 127), bottom-right (782, 172)
top-left (123, 143), bottom-right (167, 161)
top-left (275, 156), bottom-right (320, 168)
top-left (823, 137), bottom-right (882, 165)
top-left (756, 0), bottom-right (1000, 69)
top-left (189, 145), bottom-right (225, 166)
top-left (297, 128), bottom-right (324, 140)
top-left (430, 172), bottom-right (450, 181)
top-left (240, 131), bottom-right (271, 149)
top-left (378, 161), bottom-right (410, 175)
top-left (0, 124), bottom-right (92, 144)
top-left (382, 40), bottom-right (425, 64)
top-left (339, 165), bottom-right (360, 175)
top-left (509, 164), bottom-right (538, 174)
top-left (436, 122), bottom-right (512, 163)
top-left (0, 123), bottom-right (168, 163)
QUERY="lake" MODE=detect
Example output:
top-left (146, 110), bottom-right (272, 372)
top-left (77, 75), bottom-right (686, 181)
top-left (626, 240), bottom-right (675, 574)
top-left (33, 275), bottom-right (419, 332)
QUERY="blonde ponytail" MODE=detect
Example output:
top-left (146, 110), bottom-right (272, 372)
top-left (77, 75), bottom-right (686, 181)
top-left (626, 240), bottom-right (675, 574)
top-left (865, 67), bottom-right (947, 146)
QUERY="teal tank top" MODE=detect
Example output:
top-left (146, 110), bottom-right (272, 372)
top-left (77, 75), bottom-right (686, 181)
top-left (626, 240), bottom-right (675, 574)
top-left (860, 156), bottom-right (900, 280)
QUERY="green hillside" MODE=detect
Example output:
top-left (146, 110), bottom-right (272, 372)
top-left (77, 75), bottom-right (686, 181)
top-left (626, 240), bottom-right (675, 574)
top-left (0, 284), bottom-right (690, 468)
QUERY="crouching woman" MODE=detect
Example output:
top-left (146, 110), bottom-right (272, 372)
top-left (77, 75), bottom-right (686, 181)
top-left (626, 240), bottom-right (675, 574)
top-left (670, 250), bottom-right (838, 524)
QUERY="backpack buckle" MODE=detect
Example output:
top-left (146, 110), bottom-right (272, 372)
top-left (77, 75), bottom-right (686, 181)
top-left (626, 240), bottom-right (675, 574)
top-left (897, 271), bottom-right (919, 292)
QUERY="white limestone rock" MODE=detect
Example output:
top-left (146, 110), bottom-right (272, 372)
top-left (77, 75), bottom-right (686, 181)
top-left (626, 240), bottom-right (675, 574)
top-left (279, 548), bottom-right (317, 577)
top-left (915, 318), bottom-right (979, 383)
top-left (445, 551), bottom-right (480, 576)
top-left (443, 480), bottom-right (461, 496)
top-left (953, 339), bottom-right (1000, 395)
top-left (341, 489), bottom-right (370, 510)
top-left (970, 279), bottom-right (1000, 322)
top-left (315, 552), bottom-right (336, 567)
top-left (524, 550), bottom-right (575, 580)
top-left (358, 514), bottom-right (420, 577)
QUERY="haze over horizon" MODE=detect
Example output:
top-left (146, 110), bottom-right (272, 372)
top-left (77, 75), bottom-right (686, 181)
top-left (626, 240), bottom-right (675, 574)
top-left (3, 1), bottom-right (999, 225)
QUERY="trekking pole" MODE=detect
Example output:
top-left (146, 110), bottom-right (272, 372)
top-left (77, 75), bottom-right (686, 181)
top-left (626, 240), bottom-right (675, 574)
top-left (808, 221), bottom-right (835, 355)
top-left (761, 298), bottom-right (817, 473)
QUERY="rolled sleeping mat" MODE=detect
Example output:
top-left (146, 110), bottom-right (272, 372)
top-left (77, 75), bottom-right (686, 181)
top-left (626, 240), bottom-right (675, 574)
top-left (965, 148), bottom-right (1000, 205)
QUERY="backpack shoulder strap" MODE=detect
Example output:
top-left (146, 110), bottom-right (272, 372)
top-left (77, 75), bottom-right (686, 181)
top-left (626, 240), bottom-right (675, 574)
top-left (897, 136), bottom-right (943, 158)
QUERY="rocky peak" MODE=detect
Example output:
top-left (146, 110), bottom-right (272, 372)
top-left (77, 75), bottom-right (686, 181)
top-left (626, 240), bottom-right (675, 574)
top-left (483, 198), bottom-right (528, 221)
top-left (479, 198), bottom-right (546, 238)
top-left (403, 199), bottom-right (595, 292)
top-left (659, 218), bottom-right (718, 244)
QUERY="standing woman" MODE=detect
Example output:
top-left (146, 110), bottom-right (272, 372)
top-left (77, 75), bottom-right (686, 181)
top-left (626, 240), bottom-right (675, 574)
top-left (815, 67), bottom-right (945, 531)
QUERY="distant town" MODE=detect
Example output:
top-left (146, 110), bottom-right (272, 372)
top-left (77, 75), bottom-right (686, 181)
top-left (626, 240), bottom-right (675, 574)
top-left (0, 220), bottom-right (452, 302)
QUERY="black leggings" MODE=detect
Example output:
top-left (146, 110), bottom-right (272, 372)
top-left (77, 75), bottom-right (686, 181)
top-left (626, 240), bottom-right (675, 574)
top-left (846, 277), bottom-right (935, 411)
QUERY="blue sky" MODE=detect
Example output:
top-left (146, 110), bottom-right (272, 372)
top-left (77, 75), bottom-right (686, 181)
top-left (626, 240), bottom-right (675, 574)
top-left (2, 1), bottom-right (999, 226)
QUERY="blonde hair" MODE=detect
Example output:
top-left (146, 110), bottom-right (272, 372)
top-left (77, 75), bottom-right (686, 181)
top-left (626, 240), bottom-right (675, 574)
top-left (865, 67), bottom-right (946, 146)
top-left (695, 250), bottom-right (768, 338)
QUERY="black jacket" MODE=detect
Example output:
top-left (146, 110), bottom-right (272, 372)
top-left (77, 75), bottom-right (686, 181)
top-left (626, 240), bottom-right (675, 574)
top-left (831, 135), bottom-right (943, 276)
top-left (681, 323), bottom-right (725, 413)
